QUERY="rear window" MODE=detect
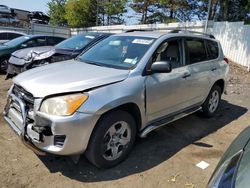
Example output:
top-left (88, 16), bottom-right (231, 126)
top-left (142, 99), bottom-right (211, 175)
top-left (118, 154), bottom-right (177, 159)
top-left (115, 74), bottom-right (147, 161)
top-left (0, 33), bottom-right (8, 40)
top-left (8, 33), bottom-right (23, 40)
top-left (185, 39), bottom-right (207, 64)
top-left (206, 40), bottom-right (219, 60)
top-left (0, 32), bottom-right (23, 40)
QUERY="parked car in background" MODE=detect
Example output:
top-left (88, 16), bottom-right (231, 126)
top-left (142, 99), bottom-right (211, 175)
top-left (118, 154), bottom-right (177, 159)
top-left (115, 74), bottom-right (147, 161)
top-left (0, 5), bottom-right (11, 14)
top-left (6, 32), bottom-right (112, 78)
top-left (208, 126), bottom-right (250, 188)
top-left (0, 35), bottom-right (65, 72)
top-left (28, 11), bottom-right (50, 24)
top-left (0, 31), bottom-right (25, 44)
top-left (3, 30), bottom-right (229, 168)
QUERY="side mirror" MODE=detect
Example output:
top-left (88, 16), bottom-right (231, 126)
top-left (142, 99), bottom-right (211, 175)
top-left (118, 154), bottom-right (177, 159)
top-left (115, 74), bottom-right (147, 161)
top-left (150, 61), bottom-right (172, 74)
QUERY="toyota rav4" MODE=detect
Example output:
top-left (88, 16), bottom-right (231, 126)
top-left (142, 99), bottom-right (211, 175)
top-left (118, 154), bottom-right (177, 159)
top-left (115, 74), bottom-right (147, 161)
top-left (3, 30), bottom-right (229, 168)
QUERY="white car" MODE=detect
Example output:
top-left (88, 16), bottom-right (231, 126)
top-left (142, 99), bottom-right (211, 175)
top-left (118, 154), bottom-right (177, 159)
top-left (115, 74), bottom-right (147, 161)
top-left (0, 31), bottom-right (25, 44)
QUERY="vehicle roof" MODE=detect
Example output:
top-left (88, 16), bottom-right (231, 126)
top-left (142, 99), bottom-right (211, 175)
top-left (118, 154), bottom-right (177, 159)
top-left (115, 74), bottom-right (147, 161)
top-left (0, 30), bottom-right (26, 35)
top-left (24, 35), bottom-right (66, 38)
top-left (115, 31), bottom-right (217, 41)
top-left (77, 32), bottom-right (112, 36)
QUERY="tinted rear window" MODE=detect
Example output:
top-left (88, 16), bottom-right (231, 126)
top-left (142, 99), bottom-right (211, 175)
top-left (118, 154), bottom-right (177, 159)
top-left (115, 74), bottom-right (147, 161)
top-left (185, 39), bottom-right (207, 64)
top-left (8, 33), bottom-right (23, 40)
top-left (206, 40), bottom-right (219, 60)
top-left (0, 33), bottom-right (8, 40)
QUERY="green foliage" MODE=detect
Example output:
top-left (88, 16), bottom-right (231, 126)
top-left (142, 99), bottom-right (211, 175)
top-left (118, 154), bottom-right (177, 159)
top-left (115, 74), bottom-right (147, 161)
top-left (47, 0), bottom-right (67, 26)
top-left (47, 0), bottom-right (250, 26)
top-left (65, 0), bottom-right (97, 28)
top-left (98, 0), bottom-right (127, 25)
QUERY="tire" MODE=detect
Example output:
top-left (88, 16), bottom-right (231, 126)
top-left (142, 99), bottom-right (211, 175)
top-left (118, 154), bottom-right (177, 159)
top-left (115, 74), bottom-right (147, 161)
top-left (201, 85), bottom-right (222, 118)
top-left (85, 110), bottom-right (136, 168)
top-left (0, 57), bottom-right (9, 73)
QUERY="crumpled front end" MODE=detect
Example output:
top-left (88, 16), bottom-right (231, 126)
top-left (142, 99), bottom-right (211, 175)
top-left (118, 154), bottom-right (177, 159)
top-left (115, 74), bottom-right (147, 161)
top-left (6, 48), bottom-right (56, 78)
top-left (3, 84), bottom-right (100, 155)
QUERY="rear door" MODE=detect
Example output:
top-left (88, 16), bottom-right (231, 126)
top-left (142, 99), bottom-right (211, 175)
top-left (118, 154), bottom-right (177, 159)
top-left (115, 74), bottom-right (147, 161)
top-left (184, 38), bottom-right (213, 104)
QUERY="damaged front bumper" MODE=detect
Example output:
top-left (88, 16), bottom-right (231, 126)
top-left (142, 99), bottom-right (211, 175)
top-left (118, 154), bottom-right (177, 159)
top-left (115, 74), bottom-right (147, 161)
top-left (3, 87), bottom-right (99, 155)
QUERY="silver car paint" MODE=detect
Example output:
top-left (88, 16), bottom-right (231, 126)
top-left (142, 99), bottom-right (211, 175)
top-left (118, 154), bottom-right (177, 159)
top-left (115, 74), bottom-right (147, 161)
top-left (13, 60), bottom-right (130, 97)
top-left (4, 32), bottom-right (229, 155)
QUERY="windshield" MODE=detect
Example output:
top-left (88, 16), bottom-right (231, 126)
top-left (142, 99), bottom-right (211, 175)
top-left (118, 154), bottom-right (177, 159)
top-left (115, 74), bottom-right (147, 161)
top-left (78, 36), bottom-right (155, 69)
top-left (4, 36), bottom-right (30, 47)
top-left (56, 34), bottom-right (97, 50)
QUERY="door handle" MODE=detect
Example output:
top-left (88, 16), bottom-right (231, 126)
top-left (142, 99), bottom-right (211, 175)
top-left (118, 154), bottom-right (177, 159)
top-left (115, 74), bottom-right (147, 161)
top-left (182, 72), bottom-right (191, 79)
top-left (211, 67), bottom-right (217, 71)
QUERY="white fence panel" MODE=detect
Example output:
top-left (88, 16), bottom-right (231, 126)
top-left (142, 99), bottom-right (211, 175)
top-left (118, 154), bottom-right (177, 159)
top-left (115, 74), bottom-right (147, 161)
top-left (71, 21), bottom-right (209, 35)
top-left (0, 23), bottom-right (71, 38)
top-left (212, 22), bottom-right (250, 70)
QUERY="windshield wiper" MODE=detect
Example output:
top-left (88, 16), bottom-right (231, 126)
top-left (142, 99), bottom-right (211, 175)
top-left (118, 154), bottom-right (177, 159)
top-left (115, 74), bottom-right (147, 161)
top-left (77, 58), bottom-right (105, 67)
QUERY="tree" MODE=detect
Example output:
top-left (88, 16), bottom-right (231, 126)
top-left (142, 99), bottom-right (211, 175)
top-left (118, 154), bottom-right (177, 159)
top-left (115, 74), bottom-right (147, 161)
top-left (47, 0), bottom-right (67, 26)
top-left (218, 0), bottom-right (250, 21)
top-left (131, 0), bottom-right (166, 24)
top-left (97, 0), bottom-right (127, 25)
top-left (65, 0), bottom-right (97, 28)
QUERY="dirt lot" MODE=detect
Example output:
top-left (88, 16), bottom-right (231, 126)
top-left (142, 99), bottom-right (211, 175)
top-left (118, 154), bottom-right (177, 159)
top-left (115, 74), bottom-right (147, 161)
top-left (0, 62), bottom-right (250, 188)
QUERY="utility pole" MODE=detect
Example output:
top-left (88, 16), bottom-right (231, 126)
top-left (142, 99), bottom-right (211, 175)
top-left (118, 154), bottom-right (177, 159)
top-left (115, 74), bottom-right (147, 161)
top-left (205, 0), bottom-right (212, 33)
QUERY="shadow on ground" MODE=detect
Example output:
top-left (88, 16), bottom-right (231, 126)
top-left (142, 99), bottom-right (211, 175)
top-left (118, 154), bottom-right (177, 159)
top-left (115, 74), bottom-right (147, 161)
top-left (38, 99), bottom-right (247, 182)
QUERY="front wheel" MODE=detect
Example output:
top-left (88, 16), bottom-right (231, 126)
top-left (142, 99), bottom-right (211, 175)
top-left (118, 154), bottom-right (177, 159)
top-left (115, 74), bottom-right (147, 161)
top-left (85, 110), bottom-right (136, 168)
top-left (201, 85), bottom-right (222, 117)
top-left (0, 57), bottom-right (9, 73)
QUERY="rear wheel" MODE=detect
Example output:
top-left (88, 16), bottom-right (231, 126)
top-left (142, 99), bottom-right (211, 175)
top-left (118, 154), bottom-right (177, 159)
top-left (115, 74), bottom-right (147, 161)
top-left (201, 85), bottom-right (222, 117)
top-left (85, 110), bottom-right (136, 168)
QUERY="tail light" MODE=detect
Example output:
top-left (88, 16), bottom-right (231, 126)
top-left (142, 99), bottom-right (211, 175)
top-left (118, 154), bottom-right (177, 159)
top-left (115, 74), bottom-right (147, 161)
top-left (224, 57), bottom-right (229, 64)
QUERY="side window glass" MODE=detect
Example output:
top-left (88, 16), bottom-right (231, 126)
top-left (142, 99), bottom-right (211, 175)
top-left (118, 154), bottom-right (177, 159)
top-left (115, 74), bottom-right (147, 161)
top-left (23, 39), bottom-right (36, 47)
top-left (153, 40), bottom-right (181, 69)
top-left (207, 40), bottom-right (219, 60)
top-left (8, 33), bottom-right (22, 40)
top-left (35, 37), bottom-right (47, 46)
top-left (185, 39), bottom-right (207, 64)
top-left (0, 33), bottom-right (8, 40)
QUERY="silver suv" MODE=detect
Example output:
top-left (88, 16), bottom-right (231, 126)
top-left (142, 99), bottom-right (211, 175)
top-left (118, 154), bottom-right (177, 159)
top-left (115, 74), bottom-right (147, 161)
top-left (4, 30), bottom-right (229, 168)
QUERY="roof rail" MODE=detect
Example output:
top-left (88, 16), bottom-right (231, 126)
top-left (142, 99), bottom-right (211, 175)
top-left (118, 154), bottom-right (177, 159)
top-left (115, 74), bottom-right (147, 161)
top-left (169, 29), bottom-right (215, 39)
top-left (124, 29), bottom-right (154, 33)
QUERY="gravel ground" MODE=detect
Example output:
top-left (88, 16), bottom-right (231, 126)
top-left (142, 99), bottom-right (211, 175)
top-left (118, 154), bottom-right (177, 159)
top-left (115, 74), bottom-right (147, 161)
top-left (0, 62), bottom-right (249, 188)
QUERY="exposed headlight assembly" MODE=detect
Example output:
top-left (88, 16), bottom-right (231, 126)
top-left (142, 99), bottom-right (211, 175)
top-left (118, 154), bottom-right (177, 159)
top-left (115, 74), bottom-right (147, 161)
top-left (207, 150), bottom-right (243, 188)
top-left (40, 93), bottom-right (88, 116)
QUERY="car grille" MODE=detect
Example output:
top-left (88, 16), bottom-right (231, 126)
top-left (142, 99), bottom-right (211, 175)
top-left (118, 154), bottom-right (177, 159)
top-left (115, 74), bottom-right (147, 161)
top-left (12, 85), bottom-right (34, 109)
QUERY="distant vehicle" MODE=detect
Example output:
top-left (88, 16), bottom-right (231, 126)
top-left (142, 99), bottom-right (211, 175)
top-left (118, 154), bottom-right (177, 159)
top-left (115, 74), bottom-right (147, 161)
top-left (28, 11), bottom-right (50, 24)
top-left (6, 32), bottom-right (112, 77)
top-left (0, 17), bottom-right (19, 24)
top-left (0, 35), bottom-right (65, 72)
top-left (208, 126), bottom-right (250, 188)
top-left (0, 31), bottom-right (25, 44)
top-left (0, 5), bottom-right (11, 14)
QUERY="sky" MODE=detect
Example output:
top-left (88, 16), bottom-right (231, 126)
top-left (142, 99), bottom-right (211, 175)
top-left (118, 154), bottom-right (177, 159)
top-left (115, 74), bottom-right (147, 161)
top-left (1, 0), bottom-right (49, 13)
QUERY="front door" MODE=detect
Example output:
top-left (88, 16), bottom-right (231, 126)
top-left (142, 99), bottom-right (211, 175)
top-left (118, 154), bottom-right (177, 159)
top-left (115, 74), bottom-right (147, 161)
top-left (145, 39), bottom-right (193, 122)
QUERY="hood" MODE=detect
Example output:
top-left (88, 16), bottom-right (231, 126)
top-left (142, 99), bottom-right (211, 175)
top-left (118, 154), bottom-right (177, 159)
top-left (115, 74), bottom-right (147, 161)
top-left (14, 60), bottom-right (130, 97)
top-left (12, 46), bottom-right (55, 59)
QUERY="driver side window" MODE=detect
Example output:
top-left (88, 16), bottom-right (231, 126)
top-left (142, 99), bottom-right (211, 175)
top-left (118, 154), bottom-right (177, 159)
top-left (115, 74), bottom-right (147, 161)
top-left (153, 40), bottom-right (181, 69)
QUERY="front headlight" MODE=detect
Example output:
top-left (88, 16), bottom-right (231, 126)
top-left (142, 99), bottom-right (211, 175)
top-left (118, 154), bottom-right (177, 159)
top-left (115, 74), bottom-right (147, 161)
top-left (208, 150), bottom-right (243, 188)
top-left (40, 93), bottom-right (88, 116)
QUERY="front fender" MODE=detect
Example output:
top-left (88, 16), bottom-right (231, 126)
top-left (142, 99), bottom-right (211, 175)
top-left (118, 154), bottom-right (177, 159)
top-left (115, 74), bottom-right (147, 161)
top-left (77, 76), bottom-right (147, 126)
